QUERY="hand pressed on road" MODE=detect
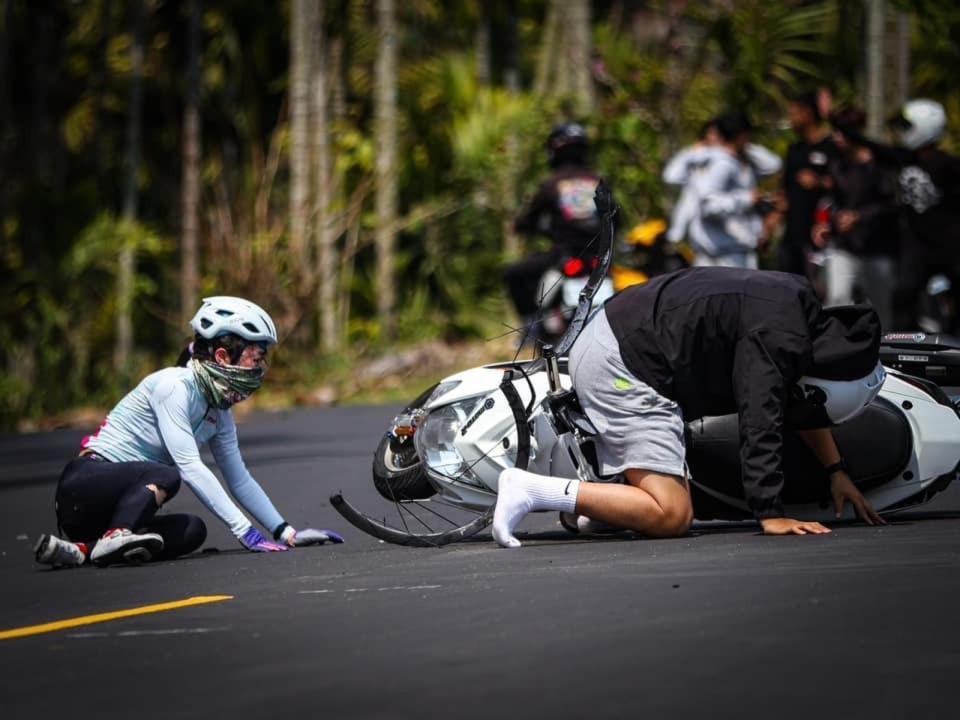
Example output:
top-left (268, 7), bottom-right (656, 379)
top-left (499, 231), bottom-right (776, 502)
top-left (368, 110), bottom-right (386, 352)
top-left (280, 526), bottom-right (346, 547)
top-left (760, 517), bottom-right (831, 536)
top-left (239, 527), bottom-right (289, 552)
top-left (831, 472), bottom-right (887, 526)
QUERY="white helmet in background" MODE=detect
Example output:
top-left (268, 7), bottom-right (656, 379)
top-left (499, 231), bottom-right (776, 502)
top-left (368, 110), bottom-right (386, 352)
top-left (792, 362), bottom-right (886, 427)
top-left (896, 99), bottom-right (946, 150)
top-left (190, 296), bottom-right (278, 345)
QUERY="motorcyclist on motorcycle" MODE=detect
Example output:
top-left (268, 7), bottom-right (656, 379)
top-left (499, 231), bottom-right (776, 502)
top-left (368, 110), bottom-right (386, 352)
top-left (832, 99), bottom-right (960, 333)
top-left (493, 267), bottom-right (887, 548)
top-left (504, 122), bottom-right (603, 339)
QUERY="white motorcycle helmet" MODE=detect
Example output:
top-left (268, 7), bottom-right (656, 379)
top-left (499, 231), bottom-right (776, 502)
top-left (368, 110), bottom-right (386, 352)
top-left (895, 99), bottom-right (946, 150)
top-left (190, 296), bottom-right (278, 345)
top-left (791, 362), bottom-right (886, 428)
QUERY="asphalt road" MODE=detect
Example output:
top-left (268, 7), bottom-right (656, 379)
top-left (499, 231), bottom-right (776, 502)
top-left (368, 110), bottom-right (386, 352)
top-left (1, 405), bottom-right (959, 719)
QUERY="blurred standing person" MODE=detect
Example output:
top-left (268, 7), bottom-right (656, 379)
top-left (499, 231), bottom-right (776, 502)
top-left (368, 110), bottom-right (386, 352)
top-left (833, 99), bottom-right (960, 332)
top-left (686, 112), bottom-right (781, 268)
top-left (663, 120), bottom-right (721, 246)
top-left (779, 91), bottom-right (838, 275)
top-left (663, 118), bottom-right (780, 247)
top-left (812, 108), bottom-right (899, 330)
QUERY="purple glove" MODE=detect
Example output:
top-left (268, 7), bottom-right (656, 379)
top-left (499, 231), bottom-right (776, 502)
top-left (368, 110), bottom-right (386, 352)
top-left (279, 526), bottom-right (346, 547)
top-left (239, 527), bottom-right (289, 552)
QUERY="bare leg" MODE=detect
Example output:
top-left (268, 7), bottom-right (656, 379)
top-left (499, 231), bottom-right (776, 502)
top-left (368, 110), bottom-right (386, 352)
top-left (146, 483), bottom-right (168, 506)
top-left (575, 469), bottom-right (693, 538)
top-left (492, 468), bottom-right (693, 548)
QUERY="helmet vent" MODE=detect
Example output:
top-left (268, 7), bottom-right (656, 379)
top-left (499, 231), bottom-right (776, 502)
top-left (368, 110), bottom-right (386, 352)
top-left (200, 318), bottom-right (212, 329)
top-left (216, 309), bottom-right (234, 317)
top-left (242, 322), bottom-right (260, 334)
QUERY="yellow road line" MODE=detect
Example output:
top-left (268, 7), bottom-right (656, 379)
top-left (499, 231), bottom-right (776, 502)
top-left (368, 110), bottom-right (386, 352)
top-left (0, 595), bottom-right (233, 641)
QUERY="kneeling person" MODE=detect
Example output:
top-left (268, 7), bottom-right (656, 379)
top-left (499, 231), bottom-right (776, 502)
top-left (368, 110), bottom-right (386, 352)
top-left (494, 267), bottom-right (886, 548)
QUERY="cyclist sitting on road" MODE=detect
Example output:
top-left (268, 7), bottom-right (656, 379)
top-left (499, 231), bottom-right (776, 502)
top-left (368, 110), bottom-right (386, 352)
top-left (504, 122), bottom-right (603, 337)
top-left (494, 267), bottom-right (887, 548)
top-left (34, 296), bottom-right (344, 568)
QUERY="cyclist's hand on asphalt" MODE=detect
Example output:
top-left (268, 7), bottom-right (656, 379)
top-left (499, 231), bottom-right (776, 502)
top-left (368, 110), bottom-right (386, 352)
top-left (239, 527), bottom-right (289, 552)
top-left (280, 526), bottom-right (346, 547)
top-left (760, 517), bottom-right (831, 536)
top-left (830, 473), bottom-right (887, 526)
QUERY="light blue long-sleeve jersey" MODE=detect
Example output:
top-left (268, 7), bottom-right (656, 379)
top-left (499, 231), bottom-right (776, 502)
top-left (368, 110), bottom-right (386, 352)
top-left (82, 367), bottom-right (283, 538)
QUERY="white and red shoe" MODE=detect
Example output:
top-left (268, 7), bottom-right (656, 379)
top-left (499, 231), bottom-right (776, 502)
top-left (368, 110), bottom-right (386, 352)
top-left (34, 534), bottom-right (87, 568)
top-left (90, 528), bottom-right (163, 567)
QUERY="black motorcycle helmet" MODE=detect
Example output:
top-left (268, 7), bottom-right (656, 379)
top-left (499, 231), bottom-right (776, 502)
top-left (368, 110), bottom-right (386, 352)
top-left (546, 122), bottom-right (589, 168)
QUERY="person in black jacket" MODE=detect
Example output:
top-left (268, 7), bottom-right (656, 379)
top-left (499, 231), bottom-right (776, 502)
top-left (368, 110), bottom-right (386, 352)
top-left (832, 99), bottom-right (960, 332)
top-left (812, 107), bottom-right (899, 329)
top-left (504, 122), bottom-right (602, 333)
top-left (778, 91), bottom-right (838, 276)
top-left (493, 267), bottom-right (886, 548)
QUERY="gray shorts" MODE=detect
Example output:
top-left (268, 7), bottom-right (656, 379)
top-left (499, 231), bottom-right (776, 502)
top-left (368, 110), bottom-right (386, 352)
top-left (567, 310), bottom-right (687, 478)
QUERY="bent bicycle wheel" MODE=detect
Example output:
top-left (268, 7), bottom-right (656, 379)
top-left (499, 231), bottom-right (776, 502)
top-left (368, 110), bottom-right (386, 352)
top-left (332, 368), bottom-right (533, 547)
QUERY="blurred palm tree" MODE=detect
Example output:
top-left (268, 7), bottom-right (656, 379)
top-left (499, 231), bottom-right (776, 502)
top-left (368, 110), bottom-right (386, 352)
top-left (705, 0), bottom-right (837, 117)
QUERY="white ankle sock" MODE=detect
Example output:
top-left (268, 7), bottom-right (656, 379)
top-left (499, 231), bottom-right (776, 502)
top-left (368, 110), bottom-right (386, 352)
top-left (493, 468), bottom-right (580, 548)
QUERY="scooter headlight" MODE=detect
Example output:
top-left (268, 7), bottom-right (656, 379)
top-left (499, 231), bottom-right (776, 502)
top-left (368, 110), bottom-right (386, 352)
top-left (415, 395), bottom-right (488, 487)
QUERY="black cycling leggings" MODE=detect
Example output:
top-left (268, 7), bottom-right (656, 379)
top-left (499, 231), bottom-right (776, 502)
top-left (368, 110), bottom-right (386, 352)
top-left (55, 456), bottom-right (206, 560)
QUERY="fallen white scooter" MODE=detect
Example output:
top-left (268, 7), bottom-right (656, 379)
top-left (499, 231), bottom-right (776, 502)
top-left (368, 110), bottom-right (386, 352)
top-left (333, 346), bottom-right (960, 545)
top-left (332, 185), bottom-right (960, 545)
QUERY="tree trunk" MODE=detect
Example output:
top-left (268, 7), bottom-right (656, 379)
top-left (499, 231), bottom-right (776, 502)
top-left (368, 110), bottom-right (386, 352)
top-left (330, 35), bottom-right (346, 124)
top-left (115, 0), bottom-right (145, 376)
top-left (339, 215), bottom-right (361, 348)
top-left (289, 0), bottom-right (313, 287)
top-left (864, 0), bottom-right (886, 137)
top-left (312, 2), bottom-right (338, 353)
top-left (534, 1), bottom-right (559, 97)
top-left (553, 1), bottom-right (571, 98)
top-left (502, 0), bottom-right (521, 260)
top-left (374, 0), bottom-right (398, 339)
top-left (475, 2), bottom-right (491, 86)
top-left (568, 0), bottom-right (593, 113)
top-left (894, 11), bottom-right (910, 108)
top-left (180, 0), bottom-right (202, 326)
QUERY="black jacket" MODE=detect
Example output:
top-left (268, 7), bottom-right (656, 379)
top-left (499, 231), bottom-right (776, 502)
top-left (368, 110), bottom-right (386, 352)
top-left (514, 165), bottom-right (602, 257)
top-left (835, 128), bottom-right (960, 254)
top-left (782, 136), bottom-right (838, 251)
top-left (828, 155), bottom-right (899, 257)
top-left (604, 268), bottom-right (880, 519)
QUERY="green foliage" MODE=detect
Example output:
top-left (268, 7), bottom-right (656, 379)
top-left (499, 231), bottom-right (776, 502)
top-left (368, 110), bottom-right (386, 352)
top-left (0, 213), bottom-right (170, 426)
top-left (906, 0), bottom-right (960, 149)
top-left (3, 0), bottom-right (959, 428)
top-left (707, 0), bottom-right (837, 115)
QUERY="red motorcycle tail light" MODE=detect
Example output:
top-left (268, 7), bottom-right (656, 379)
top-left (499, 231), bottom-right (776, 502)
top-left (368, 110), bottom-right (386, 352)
top-left (563, 258), bottom-right (585, 277)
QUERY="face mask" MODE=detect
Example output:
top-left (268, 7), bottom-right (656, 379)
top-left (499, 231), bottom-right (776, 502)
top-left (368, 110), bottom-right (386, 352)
top-left (189, 358), bottom-right (265, 409)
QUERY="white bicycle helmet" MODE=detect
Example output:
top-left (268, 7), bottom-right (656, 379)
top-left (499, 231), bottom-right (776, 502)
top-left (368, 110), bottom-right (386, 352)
top-left (190, 296), bottom-right (278, 345)
top-left (895, 99), bottom-right (946, 150)
top-left (792, 361), bottom-right (886, 427)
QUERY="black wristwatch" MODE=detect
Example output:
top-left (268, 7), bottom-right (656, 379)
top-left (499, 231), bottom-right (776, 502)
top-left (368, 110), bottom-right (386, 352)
top-left (824, 460), bottom-right (848, 477)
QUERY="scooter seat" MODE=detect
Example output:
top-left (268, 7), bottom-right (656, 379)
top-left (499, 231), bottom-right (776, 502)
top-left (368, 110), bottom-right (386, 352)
top-left (685, 396), bottom-right (912, 507)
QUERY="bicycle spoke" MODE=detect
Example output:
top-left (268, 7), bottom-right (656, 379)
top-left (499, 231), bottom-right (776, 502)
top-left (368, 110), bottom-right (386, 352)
top-left (397, 500), bottom-right (439, 533)
top-left (409, 498), bottom-right (476, 528)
